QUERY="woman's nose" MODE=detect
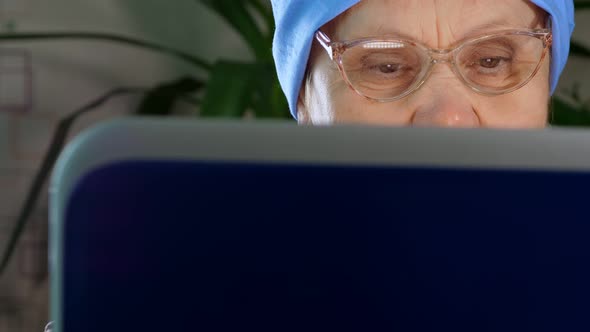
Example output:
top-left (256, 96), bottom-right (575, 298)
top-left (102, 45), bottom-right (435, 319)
top-left (410, 70), bottom-right (481, 128)
top-left (411, 98), bottom-right (481, 127)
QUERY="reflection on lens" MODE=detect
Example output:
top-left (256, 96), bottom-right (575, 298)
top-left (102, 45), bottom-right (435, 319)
top-left (363, 41), bottom-right (406, 49)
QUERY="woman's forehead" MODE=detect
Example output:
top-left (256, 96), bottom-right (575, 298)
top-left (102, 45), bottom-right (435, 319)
top-left (332, 0), bottom-right (545, 42)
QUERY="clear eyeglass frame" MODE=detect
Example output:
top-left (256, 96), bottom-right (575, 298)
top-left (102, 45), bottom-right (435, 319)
top-left (315, 28), bottom-right (553, 102)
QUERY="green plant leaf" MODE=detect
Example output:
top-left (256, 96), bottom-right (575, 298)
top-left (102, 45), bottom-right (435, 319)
top-left (246, 0), bottom-right (275, 40)
top-left (136, 77), bottom-right (204, 116)
top-left (570, 40), bottom-right (590, 58)
top-left (198, 0), bottom-right (271, 61)
top-left (200, 60), bottom-right (290, 119)
top-left (550, 96), bottom-right (590, 127)
top-left (0, 32), bottom-right (212, 71)
top-left (575, 1), bottom-right (590, 10)
top-left (200, 60), bottom-right (260, 117)
top-left (249, 62), bottom-right (290, 118)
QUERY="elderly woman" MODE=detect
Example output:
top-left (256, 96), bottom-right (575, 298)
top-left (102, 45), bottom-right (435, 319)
top-left (272, 0), bottom-right (575, 128)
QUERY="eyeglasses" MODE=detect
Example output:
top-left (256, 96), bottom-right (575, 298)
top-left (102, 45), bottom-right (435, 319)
top-left (315, 29), bottom-right (552, 102)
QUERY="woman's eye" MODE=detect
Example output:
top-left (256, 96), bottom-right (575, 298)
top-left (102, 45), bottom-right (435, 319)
top-left (464, 55), bottom-right (512, 74)
top-left (358, 52), bottom-right (408, 75)
top-left (479, 57), bottom-right (505, 69)
top-left (375, 63), bottom-right (402, 74)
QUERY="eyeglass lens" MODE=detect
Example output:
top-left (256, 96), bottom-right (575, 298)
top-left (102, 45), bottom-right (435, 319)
top-left (339, 34), bottom-right (546, 100)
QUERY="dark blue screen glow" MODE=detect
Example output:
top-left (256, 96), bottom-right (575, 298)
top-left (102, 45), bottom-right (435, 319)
top-left (63, 161), bottom-right (590, 331)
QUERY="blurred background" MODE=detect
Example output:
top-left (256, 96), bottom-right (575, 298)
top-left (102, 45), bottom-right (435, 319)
top-left (0, 1), bottom-right (589, 330)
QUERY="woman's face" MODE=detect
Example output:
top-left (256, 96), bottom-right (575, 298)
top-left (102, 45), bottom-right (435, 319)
top-left (299, 0), bottom-right (551, 128)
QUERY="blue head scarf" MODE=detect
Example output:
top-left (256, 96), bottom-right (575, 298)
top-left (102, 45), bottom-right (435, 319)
top-left (272, 0), bottom-right (575, 119)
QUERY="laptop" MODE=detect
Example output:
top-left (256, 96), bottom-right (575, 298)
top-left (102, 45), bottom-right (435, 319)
top-left (50, 118), bottom-right (590, 331)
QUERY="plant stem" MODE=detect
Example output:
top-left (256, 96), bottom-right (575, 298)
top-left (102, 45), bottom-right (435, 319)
top-left (0, 87), bottom-right (147, 276)
top-left (0, 32), bottom-right (213, 71)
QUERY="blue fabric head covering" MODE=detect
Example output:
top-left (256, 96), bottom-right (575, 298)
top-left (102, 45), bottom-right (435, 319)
top-left (272, 0), bottom-right (575, 119)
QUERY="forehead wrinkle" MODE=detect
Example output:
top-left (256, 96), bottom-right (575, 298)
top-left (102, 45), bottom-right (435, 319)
top-left (332, 0), bottom-right (546, 46)
top-left (455, 0), bottom-right (547, 34)
top-left (432, 0), bottom-right (457, 49)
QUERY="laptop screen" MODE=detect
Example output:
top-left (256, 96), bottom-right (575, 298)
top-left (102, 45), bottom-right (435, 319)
top-left (51, 119), bottom-right (590, 332)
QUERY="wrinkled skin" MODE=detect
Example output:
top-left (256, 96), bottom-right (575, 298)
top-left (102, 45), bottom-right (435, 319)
top-left (298, 0), bottom-right (551, 128)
